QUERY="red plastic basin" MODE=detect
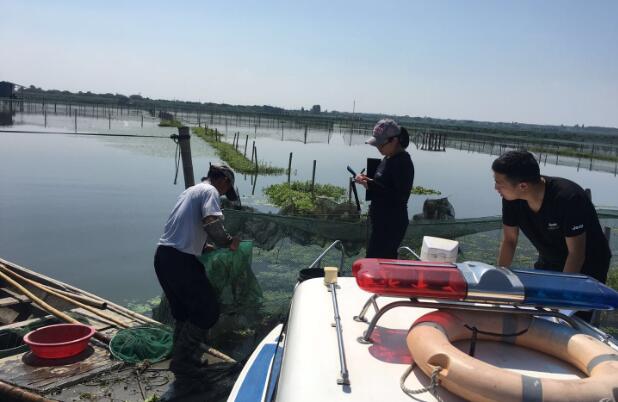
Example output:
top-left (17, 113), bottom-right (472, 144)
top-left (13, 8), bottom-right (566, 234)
top-left (23, 323), bottom-right (95, 359)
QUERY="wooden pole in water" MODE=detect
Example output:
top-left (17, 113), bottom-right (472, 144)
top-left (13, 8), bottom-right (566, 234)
top-left (141, 114), bottom-right (144, 128)
top-left (74, 110), bottom-right (77, 133)
top-left (288, 152), bottom-right (293, 184)
top-left (250, 140), bottom-right (256, 164)
top-left (311, 160), bottom-right (316, 194)
top-left (177, 126), bottom-right (195, 188)
top-left (254, 145), bottom-right (259, 175)
top-left (108, 113), bottom-right (111, 130)
top-left (244, 135), bottom-right (249, 157)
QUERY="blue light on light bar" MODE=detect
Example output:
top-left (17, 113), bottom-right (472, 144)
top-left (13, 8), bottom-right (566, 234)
top-left (512, 268), bottom-right (618, 310)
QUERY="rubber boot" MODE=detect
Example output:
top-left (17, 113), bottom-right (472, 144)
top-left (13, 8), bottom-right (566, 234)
top-left (161, 322), bottom-right (212, 401)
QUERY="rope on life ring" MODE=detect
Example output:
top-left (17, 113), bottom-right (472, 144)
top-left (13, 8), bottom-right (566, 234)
top-left (400, 362), bottom-right (443, 401)
top-left (407, 309), bottom-right (618, 402)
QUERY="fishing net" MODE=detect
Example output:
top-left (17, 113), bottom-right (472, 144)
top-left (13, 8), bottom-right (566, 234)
top-left (222, 208), bottom-right (503, 256)
top-left (109, 326), bottom-right (173, 363)
top-left (199, 240), bottom-right (263, 310)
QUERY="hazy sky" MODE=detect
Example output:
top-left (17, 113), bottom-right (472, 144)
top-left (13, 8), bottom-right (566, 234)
top-left (2, 1), bottom-right (617, 127)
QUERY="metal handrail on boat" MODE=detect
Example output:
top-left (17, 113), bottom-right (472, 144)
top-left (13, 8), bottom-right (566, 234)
top-left (308, 240), bottom-right (345, 271)
top-left (309, 240), bottom-right (350, 385)
top-left (397, 246), bottom-right (420, 260)
top-left (329, 282), bottom-right (350, 385)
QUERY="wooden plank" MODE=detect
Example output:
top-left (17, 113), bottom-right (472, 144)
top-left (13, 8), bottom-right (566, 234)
top-left (0, 289), bottom-right (30, 304)
top-left (0, 296), bottom-right (31, 308)
top-left (0, 307), bottom-right (20, 324)
top-left (0, 345), bottom-right (123, 393)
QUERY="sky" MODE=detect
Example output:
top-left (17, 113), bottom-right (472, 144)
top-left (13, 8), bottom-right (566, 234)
top-left (1, 1), bottom-right (617, 127)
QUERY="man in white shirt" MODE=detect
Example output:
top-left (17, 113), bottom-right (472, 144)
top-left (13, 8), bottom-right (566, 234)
top-left (154, 163), bottom-right (240, 400)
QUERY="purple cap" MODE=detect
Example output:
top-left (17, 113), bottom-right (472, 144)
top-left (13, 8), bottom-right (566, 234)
top-left (366, 119), bottom-right (401, 147)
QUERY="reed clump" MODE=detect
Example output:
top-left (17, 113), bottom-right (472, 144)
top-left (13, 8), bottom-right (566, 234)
top-left (158, 119), bottom-right (183, 128)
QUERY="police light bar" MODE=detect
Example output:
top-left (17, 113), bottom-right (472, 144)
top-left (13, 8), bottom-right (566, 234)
top-left (352, 259), bottom-right (618, 310)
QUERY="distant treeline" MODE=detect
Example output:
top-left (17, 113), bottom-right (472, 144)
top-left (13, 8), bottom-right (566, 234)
top-left (13, 85), bottom-right (618, 144)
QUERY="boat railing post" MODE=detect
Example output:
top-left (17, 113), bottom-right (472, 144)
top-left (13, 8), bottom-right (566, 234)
top-left (353, 294), bottom-right (379, 322)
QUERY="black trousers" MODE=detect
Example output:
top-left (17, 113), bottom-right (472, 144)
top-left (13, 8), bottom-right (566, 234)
top-left (366, 209), bottom-right (409, 259)
top-left (154, 245), bottom-right (220, 330)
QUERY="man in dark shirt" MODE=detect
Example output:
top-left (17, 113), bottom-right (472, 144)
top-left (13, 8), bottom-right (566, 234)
top-left (492, 151), bottom-right (611, 285)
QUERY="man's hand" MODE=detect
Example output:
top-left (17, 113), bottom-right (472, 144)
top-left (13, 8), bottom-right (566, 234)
top-left (563, 232), bottom-right (586, 274)
top-left (229, 236), bottom-right (241, 252)
top-left (497, 225), bottom-right (519, 268)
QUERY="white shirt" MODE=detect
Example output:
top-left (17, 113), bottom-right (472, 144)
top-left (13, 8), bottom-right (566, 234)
top-left (157, 182), bottom-right (223, 256)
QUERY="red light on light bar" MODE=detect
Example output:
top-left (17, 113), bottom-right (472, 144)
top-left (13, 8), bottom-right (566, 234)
top-left (353, 258), bottom-right (467, 300)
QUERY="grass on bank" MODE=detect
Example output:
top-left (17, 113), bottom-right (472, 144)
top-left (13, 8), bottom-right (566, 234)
top-left (158, 119), bottom-right (183, 128)
top-left (193, 127), bottom-right (285, 174)
top-left (412, 186), bottom-right (441, 195)
top-left (528, 145), bottom-right (618, 163)
top-left (264, 181), bottom-right (347, 215)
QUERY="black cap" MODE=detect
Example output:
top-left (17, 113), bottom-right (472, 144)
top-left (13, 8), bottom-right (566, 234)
top-left (209, 163), bottom-right (239, 201)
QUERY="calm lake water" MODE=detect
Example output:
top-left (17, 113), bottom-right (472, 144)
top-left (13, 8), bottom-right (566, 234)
top-left (1, 113), bottom-right (617, 307)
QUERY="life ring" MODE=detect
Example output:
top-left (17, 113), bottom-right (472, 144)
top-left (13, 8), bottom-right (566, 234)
top-left (406, 309), bottom-right (618, 402)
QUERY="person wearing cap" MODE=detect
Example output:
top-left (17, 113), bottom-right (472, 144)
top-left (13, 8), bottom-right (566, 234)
top-left (154, 163), bottom-right (240, 400)
top-left (355, 119), bottom-right (414, 258)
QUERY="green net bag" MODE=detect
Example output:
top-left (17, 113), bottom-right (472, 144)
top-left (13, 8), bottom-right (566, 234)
top-left (109, 326), bottom-right (172, 363)
top-left (199, 240), bottom-right (263, 310)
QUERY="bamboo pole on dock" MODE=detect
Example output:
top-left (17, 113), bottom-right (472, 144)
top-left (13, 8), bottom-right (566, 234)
top-left (0, 264), bottom-right (128, 328)
top-left (0, 381), bottom-right (56, 402)
top-left (0, 268), bottom-right (111, 343)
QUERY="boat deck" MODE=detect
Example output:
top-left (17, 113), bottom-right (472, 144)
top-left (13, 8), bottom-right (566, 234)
top-left (275, 278), bottom-right (585, 402)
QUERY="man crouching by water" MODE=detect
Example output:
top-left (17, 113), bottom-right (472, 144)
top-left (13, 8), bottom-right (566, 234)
top-left (492, 150), bottom-right (611, 322)
top-left (154, 163), bottom-right (240, 400)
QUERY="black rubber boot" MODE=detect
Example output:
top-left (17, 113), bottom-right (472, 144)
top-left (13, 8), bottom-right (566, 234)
top-left (162, 322), bottom-right (212, 401)
top-left (169, 322), bottom-right (211, 376)
top-left (159, 377), bottom-right (211, 402)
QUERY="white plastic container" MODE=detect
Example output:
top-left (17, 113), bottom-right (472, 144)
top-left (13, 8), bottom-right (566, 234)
top-left (420, 236), bottom-right (459, 263)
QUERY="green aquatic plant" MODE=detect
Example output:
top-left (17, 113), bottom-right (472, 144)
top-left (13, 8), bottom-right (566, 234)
top-left (264, 181), bottom-right (346, 215)
top-left (411, 186), bottom-right (441, 195)
top-left (193, 127), bottom-right (285, 174)
top-left (126, 296), bottom-right (161, 315)
top-left (527, 145), bottom-right (618, 163)
top-left (158, 119), bottom-right (183, 128)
